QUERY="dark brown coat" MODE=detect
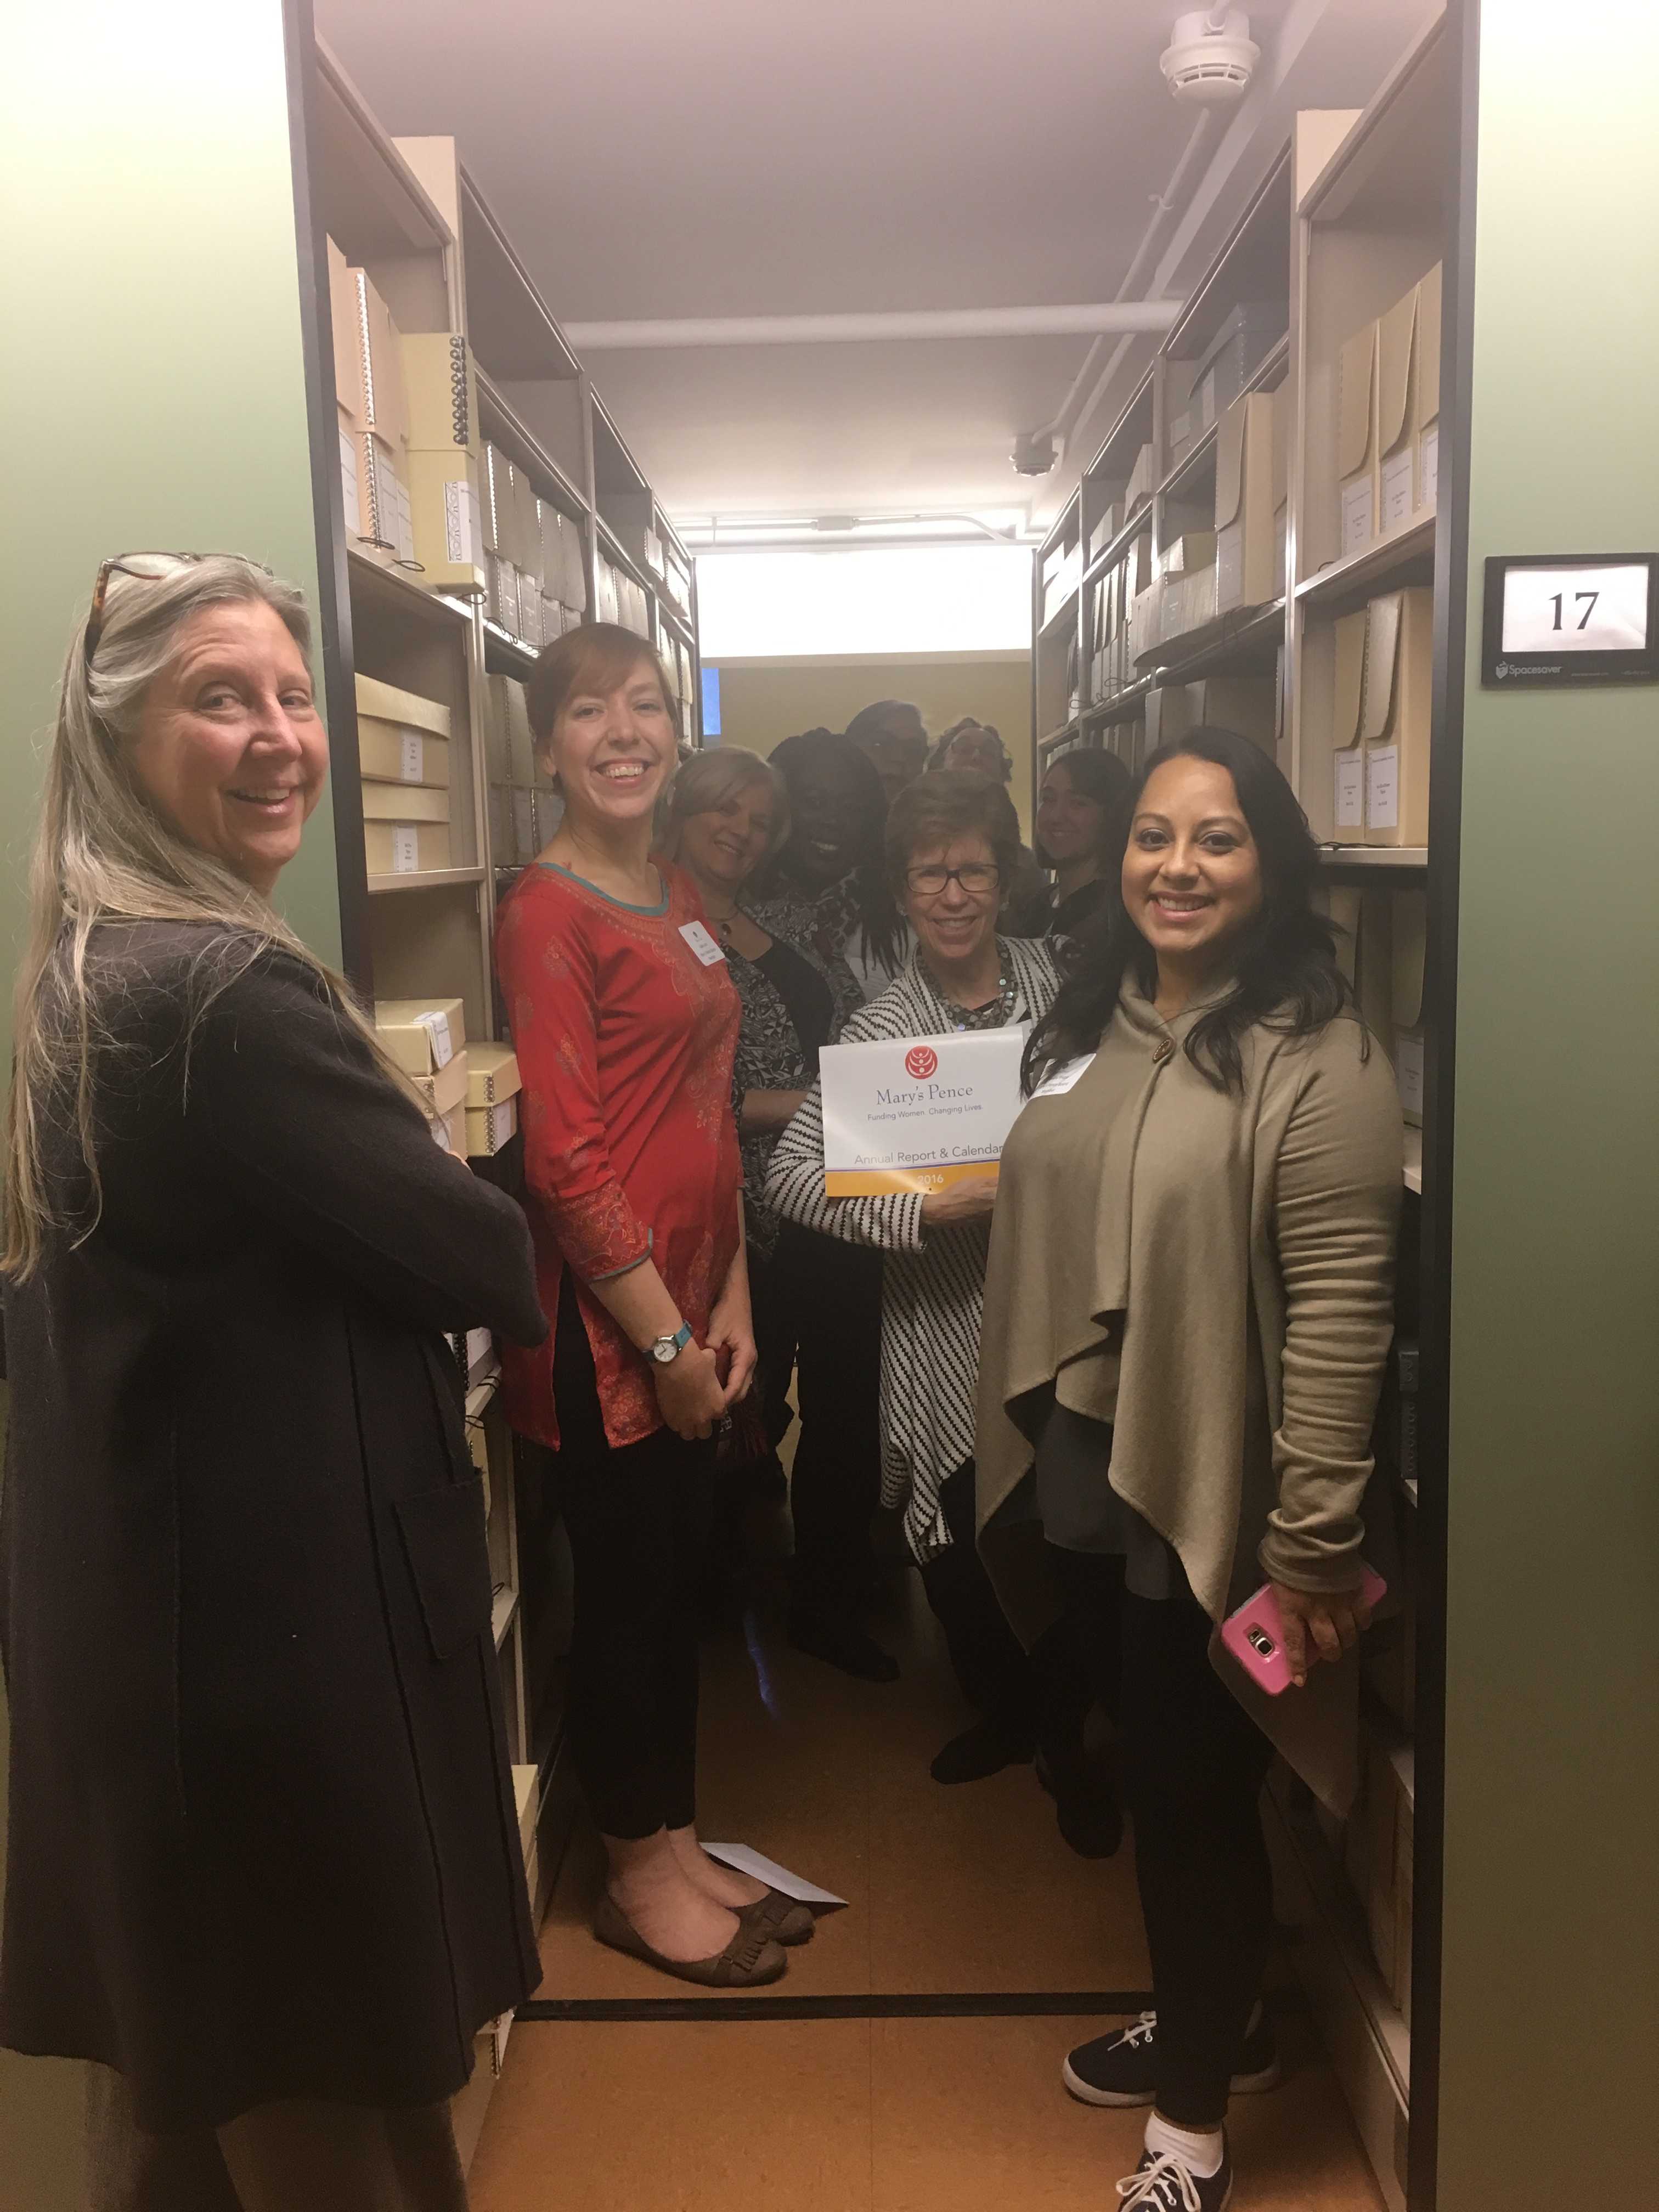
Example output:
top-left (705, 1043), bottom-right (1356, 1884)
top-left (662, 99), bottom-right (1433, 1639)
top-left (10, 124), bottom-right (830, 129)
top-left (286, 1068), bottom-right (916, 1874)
top-left (0, 923), bottom-right (548, 2130)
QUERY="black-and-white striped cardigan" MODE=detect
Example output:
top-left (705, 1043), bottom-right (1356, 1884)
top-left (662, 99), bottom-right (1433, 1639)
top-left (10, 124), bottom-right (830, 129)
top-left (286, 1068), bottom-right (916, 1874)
top-left (763, 937), bottom-right (1062, 1562)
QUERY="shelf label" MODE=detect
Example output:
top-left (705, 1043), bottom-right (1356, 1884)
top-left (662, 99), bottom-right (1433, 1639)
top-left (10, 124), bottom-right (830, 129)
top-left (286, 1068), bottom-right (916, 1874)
top-left (1501, 564), bottom-right (1649, 654)
top-left (1367, 744), bottom-right (1401, 831)
top-left (399, 730), bottom-right (424, 783)
top-left (392, 824), bottom-right (421, 876)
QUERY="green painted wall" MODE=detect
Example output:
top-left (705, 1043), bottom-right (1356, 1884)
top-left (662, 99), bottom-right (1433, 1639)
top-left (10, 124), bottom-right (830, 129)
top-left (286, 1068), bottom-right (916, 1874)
top-left (1438, 5), bottom-right (1659, 2203)
top-left (0, 7), bottom-right (334, 2200)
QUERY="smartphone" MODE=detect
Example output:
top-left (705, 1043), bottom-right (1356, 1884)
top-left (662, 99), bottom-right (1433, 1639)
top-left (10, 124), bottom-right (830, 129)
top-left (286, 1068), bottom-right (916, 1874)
top-left (1221, 1565), bottom-right (1387, 1695)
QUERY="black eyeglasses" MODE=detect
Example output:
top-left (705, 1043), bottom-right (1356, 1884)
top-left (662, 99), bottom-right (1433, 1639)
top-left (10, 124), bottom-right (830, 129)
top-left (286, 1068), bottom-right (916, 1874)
top-left (904, 862), bottom-right (1002, 897)
top-left (82, 551), bottom-right (274, 669)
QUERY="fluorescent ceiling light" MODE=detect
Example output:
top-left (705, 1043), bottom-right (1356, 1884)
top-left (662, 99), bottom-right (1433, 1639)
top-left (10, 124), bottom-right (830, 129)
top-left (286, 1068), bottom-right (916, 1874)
top-left (696, 546), bottom-right (1032, 659)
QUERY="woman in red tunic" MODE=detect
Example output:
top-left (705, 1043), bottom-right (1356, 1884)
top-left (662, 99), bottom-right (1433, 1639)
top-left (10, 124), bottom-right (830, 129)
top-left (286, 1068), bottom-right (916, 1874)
top-left (494, 625), bottom-right (799, 1988)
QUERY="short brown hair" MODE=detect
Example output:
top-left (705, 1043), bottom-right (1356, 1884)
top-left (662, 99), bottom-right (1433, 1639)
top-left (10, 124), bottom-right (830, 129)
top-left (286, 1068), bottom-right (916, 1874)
top-left (524, 622), bottom-right (677, 744)
top-left (884, 768), bottom-right (1021, 895)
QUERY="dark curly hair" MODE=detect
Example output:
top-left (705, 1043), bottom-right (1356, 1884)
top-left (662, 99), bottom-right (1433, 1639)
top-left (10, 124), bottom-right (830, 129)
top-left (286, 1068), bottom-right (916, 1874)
top-left (1024, 726), bottom-right (1356, 1096)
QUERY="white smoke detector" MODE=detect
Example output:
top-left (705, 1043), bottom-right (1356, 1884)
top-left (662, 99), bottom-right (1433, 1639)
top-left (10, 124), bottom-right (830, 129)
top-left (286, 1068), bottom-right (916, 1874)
top-left (1160, 9), bottom-right (1260, 105)
top-left (1012, 429), bottom-right (1058, 477)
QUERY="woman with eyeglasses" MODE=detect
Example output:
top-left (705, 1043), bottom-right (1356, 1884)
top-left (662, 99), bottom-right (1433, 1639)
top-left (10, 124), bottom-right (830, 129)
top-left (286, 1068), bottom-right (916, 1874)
top-left (1, 555), bottom-right (546, 2209)
top-left (764, 773), bottom-right (1111, 1849)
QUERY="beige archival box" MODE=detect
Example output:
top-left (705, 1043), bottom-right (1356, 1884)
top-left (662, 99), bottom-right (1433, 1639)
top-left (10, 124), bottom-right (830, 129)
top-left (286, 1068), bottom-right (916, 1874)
top-left (356, 714), bottom-right (451, 788)
top-left (1362, 585), bottom-right (1432, 847)
top-left (375, 997), bottom-right (468, 1075)
top-left (355, 673), bottom-right (452, 739)
top-left (1215, 391), bottom-right (1277, 612)
top-left (466, 1042), bottom-right (522, 1110)
top-left (1338, 319), bottom-right (1381, 556)
top-left (363, 821), bottom-right (453, 876)
top-left (1415, 262), bottom-right (1442, 512)
top-left (360, 781), bottom-right (450, 826)
top-left (1331, 606), bottom-right (1369, 840)
top-left (413, 1049), bottom-right (470, 1120)
top-left (1377, 285), bottom-right (1420, 536)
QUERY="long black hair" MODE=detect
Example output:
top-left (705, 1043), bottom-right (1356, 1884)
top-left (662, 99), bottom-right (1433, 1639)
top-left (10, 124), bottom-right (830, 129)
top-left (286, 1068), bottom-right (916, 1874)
top-left (754, 727), bottom-right (904, 973)
top-left (1024, 726), bottom-right (1352, 1096)
top-left (1032, 744), bottom-right (1135, 869)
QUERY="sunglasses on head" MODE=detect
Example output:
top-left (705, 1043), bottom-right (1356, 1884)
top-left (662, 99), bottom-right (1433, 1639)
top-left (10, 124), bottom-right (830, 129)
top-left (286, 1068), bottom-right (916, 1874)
top-left (82, 551), bottom-right (275, 669)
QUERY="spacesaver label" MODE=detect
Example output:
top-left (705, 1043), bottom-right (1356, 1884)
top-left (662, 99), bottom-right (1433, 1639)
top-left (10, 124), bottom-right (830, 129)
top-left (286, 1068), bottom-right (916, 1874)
top-left (819, 1024), bottom-right (1029, 1195)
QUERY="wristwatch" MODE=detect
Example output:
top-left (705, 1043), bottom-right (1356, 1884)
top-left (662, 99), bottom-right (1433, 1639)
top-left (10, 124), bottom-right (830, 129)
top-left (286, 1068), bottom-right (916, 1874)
top-left (648, 1321), bottom-right (694, 1365)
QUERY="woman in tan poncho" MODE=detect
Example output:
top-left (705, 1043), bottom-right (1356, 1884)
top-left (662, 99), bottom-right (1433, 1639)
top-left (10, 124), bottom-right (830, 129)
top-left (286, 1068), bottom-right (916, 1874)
top-left (976, 728), bottom-right (1401, 2212)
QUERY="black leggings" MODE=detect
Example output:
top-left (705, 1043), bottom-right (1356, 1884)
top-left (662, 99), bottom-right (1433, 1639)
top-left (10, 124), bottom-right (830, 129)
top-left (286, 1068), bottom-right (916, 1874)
top-left (1053, 1548), bottom-right (1275, 2128)
top-left (919, 1462), bottom-right (1093, 1768)
top-left (749, 1220), bottom-right (883, 1602)
top-left (553, 1274), bottom-right (714, 1840)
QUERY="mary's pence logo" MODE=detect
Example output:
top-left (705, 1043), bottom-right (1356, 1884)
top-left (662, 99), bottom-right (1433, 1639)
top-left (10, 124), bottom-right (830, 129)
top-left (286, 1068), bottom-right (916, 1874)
top-left (904, 1045), bottom-right (938, 1081)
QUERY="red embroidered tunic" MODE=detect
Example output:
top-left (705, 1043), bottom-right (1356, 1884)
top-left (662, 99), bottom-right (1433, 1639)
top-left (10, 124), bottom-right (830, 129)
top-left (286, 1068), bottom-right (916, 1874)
top-left (494, 859), bottom-right (743, 1449)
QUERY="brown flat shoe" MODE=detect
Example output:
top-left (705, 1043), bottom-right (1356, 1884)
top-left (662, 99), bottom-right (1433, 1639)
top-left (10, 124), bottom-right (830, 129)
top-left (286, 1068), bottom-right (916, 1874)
top-left (594, 1889), bottom-right (788, 1988)
top-left (739, 1887), bottom-right (816, 1946)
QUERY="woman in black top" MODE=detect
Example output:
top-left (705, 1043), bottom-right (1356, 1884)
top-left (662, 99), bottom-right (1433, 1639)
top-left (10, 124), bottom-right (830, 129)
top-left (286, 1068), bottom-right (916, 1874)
top-left (662, 749), bottom-right (894, 1683)
top-left (1034, 746), bottom-right (1135, 943)
top-left (744, 727), bottom-right (908, 1002)
top-left (1, 555), bottom-right (546, 2211)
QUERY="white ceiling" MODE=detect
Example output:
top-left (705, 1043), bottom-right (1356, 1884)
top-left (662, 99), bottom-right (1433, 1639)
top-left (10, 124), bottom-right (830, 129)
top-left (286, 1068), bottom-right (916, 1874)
top-left (314, 0), bottom-right (1440, 535)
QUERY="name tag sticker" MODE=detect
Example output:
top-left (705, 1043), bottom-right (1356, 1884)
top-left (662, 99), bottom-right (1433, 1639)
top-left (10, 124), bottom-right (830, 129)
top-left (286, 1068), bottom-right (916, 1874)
top-left (1030, 1052), bottom-right (1096, 1100)
top-left (679, 919), bottom-right (726, 967)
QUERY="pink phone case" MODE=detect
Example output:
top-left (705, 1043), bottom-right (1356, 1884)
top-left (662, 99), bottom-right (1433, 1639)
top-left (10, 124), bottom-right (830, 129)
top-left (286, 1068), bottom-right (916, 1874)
top-left (1221, 1565), bottom-right (1387, 1695)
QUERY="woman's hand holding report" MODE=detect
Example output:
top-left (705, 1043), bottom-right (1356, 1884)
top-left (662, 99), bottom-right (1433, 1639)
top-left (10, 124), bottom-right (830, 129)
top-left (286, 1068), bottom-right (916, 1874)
top-left (920, 1172), bottom-right (1000, 1227)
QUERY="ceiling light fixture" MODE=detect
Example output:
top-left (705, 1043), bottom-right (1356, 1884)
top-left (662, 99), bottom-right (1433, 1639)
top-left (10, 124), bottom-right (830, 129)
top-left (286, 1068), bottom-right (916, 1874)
top-left (1160, 8), bottom-right (1260, 105)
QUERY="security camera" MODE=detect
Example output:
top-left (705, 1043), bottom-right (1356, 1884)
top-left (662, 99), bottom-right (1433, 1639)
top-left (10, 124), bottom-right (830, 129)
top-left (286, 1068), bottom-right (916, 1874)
top-left (1160, 9), bottom-right (1260, 105)
top-left (1012, 429), bottom-right (1058, 477)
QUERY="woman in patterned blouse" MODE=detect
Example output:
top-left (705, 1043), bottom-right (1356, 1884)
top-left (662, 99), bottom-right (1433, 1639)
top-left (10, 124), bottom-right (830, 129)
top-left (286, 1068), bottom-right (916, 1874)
top-left (765, 774), bottom-right (1114, 1850)
top-left (494, 628), bottom-right (802, 1990)
top-left (661, 749), bottom-right (896, 1684)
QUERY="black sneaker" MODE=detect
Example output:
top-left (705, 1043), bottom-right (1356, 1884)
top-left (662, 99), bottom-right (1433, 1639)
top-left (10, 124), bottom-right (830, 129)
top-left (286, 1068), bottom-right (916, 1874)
top-left (1063, 2008), bottom-right (1283, 2108)
top-left (1114, 2140), bottom-right (1233, 2211)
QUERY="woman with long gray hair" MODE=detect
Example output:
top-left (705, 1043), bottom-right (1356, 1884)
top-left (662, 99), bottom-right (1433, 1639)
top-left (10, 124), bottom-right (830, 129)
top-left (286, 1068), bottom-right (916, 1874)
top-left (0, 554), bottom-right (546, 2210)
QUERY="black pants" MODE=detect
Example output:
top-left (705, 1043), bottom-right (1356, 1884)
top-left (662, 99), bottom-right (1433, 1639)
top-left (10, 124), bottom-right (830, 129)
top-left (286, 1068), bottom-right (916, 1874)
top-left (919, 1462), bottom-right (1092, 1766)
top-left (553, 1274), bottom-right (714, 1840)
top-left (1053, 1548), bottom-right (1275, 2128)
top-left (749, 1221), bottom-right (883, 1604)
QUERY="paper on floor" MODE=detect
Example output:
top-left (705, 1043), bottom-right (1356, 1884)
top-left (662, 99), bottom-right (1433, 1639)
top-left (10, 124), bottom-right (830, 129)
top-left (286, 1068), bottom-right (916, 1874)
top-left (701, 1844), bottom-right (846, 1909)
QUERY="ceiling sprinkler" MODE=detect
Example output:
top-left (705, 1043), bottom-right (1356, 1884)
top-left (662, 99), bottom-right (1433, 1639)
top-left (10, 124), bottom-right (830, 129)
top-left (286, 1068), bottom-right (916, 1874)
top-left (1160, 8), bottom-right (1260, 104)
top-left (1012, 429), bottom-right (1058, 477)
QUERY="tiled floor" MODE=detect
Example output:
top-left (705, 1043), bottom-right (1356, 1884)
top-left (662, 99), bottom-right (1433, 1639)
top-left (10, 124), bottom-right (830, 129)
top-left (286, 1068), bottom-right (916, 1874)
top-left (469, 1526), bottom-right (1385, 2211)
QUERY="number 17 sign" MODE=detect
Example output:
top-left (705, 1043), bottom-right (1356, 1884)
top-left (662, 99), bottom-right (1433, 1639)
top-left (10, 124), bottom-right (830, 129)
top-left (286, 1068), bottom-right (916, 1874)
top-left (1483, 554), bottom-right (1659, 686)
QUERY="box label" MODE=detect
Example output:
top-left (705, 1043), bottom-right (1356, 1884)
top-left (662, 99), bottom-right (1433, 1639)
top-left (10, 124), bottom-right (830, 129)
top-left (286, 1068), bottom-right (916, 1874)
top-left (1334, 748), bottom-right (1364, 830)
top-left (445, 477), bottom-right (482, 568)
top-left (392, 824), bottom-right (421, 875)
top-left (1381, 448), bottom-right (1414, 532)
top-left (415, 1008), bottom-right (454, 1065)
top-left (1418, 426), bottom-right (1438, 510)
top-left (1367, 744), bottom-right (1401, 831)
top-left (400, 730), bottom-right (424, 783)
top-left (1341, 475), bottom-right (1374, 555)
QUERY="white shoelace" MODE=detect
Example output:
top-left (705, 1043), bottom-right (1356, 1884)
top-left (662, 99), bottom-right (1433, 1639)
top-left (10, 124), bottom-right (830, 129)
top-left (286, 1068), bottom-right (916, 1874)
top-left (1116, 2152), bottom-right (1206, 2211)
top-left (1113, 2010), bottom-right (1158, 2051)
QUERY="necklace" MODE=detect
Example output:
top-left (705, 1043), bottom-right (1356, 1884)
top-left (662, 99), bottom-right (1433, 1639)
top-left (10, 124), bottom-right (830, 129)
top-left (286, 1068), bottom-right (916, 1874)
top-left (938, 948), bottom-right (1017, 1031)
